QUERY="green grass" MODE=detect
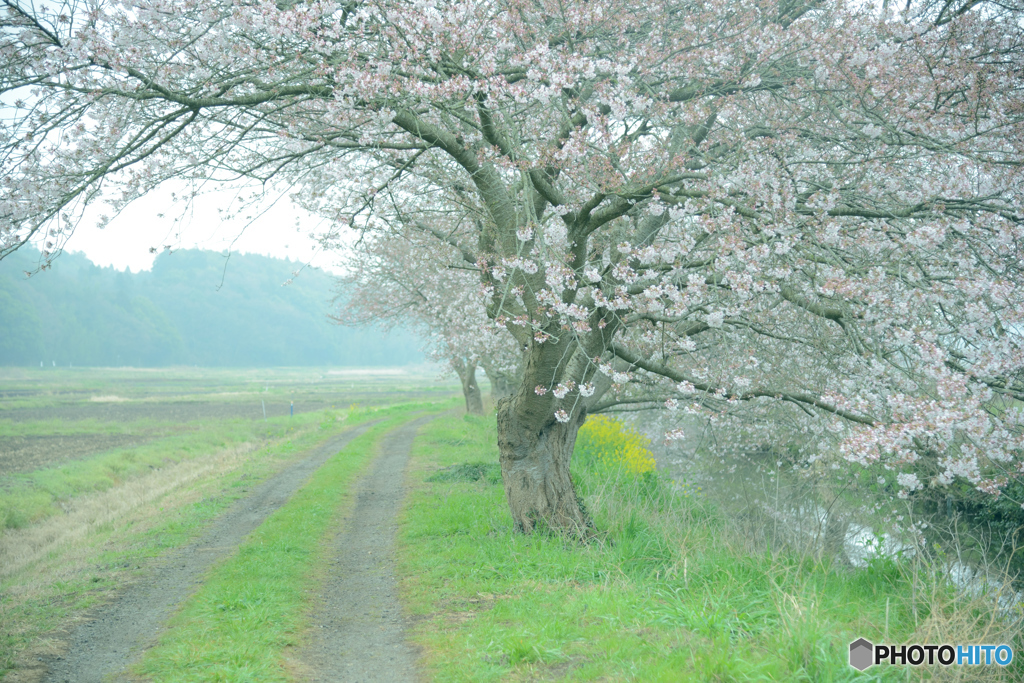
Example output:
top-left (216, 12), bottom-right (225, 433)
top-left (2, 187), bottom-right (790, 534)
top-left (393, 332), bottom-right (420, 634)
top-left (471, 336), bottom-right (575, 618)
top-left (0, 366), bottom-right (462, 412)
top-left (134, 403), bottom-right (451, 682)
top-left (0, 416), bottom-right (176, 437)
top-left (396, 413), bottom-right (1023, 682)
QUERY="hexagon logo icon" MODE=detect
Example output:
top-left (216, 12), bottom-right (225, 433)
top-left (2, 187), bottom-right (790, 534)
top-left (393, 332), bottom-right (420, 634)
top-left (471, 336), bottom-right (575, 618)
top-left (849, 638), bottom-right (874, 671)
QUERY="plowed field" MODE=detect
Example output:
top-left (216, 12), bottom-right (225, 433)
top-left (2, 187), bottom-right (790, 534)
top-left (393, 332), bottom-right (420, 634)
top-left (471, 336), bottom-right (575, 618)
top-left (0, 366), bottom-right (453, 473)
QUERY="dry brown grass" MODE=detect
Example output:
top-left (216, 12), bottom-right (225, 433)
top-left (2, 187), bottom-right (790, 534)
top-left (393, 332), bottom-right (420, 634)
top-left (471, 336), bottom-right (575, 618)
top-left (0, 441), bottom-right (259, 586)
top-left (902, 578), bottom-right (1021, 681)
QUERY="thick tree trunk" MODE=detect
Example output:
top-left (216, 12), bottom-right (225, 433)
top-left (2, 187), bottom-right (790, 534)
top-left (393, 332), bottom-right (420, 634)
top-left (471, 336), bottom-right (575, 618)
top-left (452, 357), bottom-right (484, 415)
top-left (463, 372), bottom-right (484, 415)
top-left (496, 397), bottom-right (592, 537)
top-left (481, 361), bottom-right (516, 403)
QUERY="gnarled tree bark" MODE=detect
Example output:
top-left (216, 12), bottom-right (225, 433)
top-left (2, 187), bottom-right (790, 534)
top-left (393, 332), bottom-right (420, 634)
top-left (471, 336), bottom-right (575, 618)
top-left (481, 359), bottom-right (517, 403)
top-left (496, 391), bottom-right (592, 537)
top-left (452, 357), bottom-right (484, 415)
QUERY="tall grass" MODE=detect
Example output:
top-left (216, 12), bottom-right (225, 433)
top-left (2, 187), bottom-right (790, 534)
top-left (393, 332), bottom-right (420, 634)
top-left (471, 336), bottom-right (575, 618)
top-left (398, 413), bottom-right (1023, 681)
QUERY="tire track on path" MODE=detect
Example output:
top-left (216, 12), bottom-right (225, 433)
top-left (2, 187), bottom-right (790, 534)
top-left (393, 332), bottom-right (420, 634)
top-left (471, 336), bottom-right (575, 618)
top-left (294, 415), bottom-right (435, 683)
top-left (41, 420), bottom-right (379, 683)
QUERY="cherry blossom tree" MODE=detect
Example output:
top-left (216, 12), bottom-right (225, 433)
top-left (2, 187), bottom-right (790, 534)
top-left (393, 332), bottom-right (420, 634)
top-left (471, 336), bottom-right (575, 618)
top-left (336, 227), bottom-right (521, 414)
top-left (2, 0), bottom-right (1023, 535)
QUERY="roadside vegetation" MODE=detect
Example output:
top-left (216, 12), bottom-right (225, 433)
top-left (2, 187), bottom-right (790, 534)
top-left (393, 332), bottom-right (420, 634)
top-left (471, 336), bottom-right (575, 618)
top-left (398, 413), bottom-right (1024, 682)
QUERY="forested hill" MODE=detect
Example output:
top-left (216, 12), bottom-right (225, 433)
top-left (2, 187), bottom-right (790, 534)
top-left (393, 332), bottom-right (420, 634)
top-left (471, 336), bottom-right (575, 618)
top-left (0, 248), bottom-right (423, 367)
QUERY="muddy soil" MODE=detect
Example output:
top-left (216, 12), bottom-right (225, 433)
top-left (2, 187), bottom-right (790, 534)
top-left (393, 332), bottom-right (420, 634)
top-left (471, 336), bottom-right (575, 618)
top-left (293, 416), bottom-right (433, 683)
top-left (0, 433), bottom-right (157, 475)
top-left (27, 420), bottom-right (378, 683)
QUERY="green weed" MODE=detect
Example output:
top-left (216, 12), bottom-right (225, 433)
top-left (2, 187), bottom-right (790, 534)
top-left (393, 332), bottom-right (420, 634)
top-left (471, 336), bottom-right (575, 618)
top-left (427, 462), bottom-right (502, 485)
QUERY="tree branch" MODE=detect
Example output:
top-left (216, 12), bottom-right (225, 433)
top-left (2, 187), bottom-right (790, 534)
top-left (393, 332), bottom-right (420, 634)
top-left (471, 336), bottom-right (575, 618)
top-left (609, 343), bottom-right (877, 425)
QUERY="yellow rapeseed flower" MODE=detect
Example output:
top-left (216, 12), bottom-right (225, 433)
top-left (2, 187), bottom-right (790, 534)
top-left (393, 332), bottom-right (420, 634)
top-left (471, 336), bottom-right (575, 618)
top-left (575, 415), bottom-right (656, 475)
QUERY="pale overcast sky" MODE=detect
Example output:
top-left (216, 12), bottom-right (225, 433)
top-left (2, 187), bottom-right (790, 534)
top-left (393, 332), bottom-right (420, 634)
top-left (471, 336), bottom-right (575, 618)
top-left (50, 184), bottom-right (346, 274)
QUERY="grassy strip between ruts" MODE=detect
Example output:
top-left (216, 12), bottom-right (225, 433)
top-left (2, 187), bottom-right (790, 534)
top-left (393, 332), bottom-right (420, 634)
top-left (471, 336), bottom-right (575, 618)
top-left (133, 403), bottom-right (450, 682)
top-left (397, 413), bottom-right (1023, 682)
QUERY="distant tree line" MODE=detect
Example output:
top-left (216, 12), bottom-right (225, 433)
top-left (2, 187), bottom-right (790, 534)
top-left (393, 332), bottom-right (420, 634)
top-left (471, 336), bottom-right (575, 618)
top-left (0, 248), bottom-right (423, 367)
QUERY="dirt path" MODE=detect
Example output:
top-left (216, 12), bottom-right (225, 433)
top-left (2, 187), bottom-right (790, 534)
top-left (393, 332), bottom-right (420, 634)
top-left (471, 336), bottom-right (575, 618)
top-left (293, 415), bottom-right (434, 683)
top-left (37, 420), bottom-right (378, 683)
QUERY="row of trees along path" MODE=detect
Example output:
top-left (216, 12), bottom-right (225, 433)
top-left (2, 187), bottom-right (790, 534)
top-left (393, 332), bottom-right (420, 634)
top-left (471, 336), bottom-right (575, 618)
top-left (3, 0), bottom-right (1023, 534)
